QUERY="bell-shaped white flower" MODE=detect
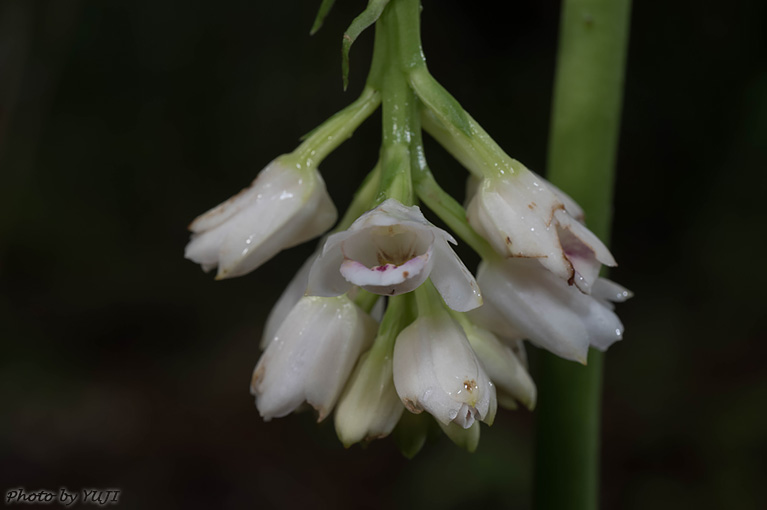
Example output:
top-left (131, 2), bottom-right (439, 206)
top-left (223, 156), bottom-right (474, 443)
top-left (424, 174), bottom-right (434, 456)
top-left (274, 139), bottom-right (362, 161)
top-left (393, 310), bottom-right (497, 428)
top-left (470, 258), bottom-right (632, 364)
top-left (461, 321), bottom-right (536, 411)
top-left (185, 157), bottom-right (337, 279)
top-left (251, 295), bottom-right (377, 421)
top-left (466, 167), bottom-right (615, 293)
top-left (307, 198), bottom-right (481, 312)
top-left (334, 349), bottom-right (404, 447)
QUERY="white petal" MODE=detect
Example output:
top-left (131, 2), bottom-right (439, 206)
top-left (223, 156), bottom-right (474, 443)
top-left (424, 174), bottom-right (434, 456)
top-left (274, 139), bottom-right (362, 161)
top-left (429, 236), bottom-right (483, 312)
top-left (306, 231), bottom-right (354, 297)
top-left (251, 295), bottom-right (376, 421)
top-left (463, 322), bottom-right (536, 410)
top-left (593, 277), bottom-right (634, 303)
top-left (554, 208), bottom-right (617, 292)
top-left (260, 249), bottom-right (318, 349)
top-left (529, 170), bottom-right (585, 222)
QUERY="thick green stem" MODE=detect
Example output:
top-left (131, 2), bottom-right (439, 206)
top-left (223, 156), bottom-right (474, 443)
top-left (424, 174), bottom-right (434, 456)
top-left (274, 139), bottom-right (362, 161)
top-left (373, 3), bottom-right (416, 205)
top-left (533, 1), bottom-right (631, 509)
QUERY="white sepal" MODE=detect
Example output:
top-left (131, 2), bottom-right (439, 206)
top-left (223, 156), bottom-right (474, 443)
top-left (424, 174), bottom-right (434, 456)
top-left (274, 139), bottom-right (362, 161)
top-left (260, 250), bottom-right (318, 349)
top-left (470, 258), bottom-right (628, 364)
top-left (392, 311), bottom-right (496, 428)
top-left (251, 295), bottom-right (377, 421)
top-left (462, 321), bottom-right (536, 410)
top-left (185, 157), bottom-right (337, 279)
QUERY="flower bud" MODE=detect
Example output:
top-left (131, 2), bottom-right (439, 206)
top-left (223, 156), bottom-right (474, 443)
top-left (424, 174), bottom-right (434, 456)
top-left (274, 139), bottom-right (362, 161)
top-left (393, 311), bottom-right (496, 428)
top-left (334, 350), bottom-right (404, 447)
top-left (251, 295), bottom-right (376, 421)
top-left (185, 157), bottom-right (337, 279)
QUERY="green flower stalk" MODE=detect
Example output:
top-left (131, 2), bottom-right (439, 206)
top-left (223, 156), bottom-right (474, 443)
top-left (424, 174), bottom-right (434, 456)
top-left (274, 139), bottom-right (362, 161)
top-left (534, 1), bottom-right (632, 509)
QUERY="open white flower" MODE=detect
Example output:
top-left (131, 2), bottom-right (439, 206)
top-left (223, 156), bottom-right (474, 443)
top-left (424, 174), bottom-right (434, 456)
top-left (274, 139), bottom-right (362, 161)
top-left (307, 198), bottom-right (481, 312)
top-left (466, 167), bottom-right (615, 293)
top-left (469, 258), bottom-right (632, 364)
top-left (251, 295), bottom-right (377, 421)
top-left (185, 157), bottom-right (337, 279)
top-left (393, 311), bottom-right (496, 428)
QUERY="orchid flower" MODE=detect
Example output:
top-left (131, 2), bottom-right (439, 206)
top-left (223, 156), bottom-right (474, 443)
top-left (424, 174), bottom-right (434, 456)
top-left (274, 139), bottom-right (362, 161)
top-left (466, 166), bottom-right (615, 293)
top-left (307, 198), bottom-right (481, 312)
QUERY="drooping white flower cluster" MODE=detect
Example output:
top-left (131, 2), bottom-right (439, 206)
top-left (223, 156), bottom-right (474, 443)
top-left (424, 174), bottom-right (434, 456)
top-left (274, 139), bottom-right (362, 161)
top-left (184, 0), bottom-right (630, 454)
top-left (185, 152), bottom-right (629, 451)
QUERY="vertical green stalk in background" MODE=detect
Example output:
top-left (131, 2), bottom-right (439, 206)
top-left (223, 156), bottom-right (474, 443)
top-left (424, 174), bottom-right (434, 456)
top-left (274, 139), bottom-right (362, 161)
top-left (533, 1), bottom-right (631, 509)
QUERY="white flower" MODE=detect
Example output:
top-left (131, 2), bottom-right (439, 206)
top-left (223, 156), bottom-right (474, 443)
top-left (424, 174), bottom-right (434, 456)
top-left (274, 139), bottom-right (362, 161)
top-left (251, 295), bottom-right (377, 421)
top-left (334, 349), bottom-right (404, 447)
top-left (392, 311), bottom-right (497, 428)
top-left (461, 321), bottom-right (536, 410)
top-left (185, 157), bottom-right (337, 279)
top-left (307, 198), bottom-right (481, 312)
top-left (469, 258), bottom-right (632, 364)
top-left (466, 168), bottom-right (615, 293)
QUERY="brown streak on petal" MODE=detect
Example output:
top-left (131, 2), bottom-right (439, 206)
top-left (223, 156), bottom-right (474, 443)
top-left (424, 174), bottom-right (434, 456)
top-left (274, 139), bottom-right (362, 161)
top-left (250, 365), bottom-right (265, 393)
top-left (547, 203), bottom-right (565, 227)
top-left (402, 271), bottom-right (409, 278)
top-left (464, 379), bottom-right (477, 393)
top-left (402, 398), bottom-right (423, 414)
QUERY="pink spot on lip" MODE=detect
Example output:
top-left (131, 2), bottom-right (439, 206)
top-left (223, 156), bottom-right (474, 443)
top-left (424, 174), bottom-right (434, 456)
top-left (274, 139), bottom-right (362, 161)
top-left (373, 264), bottom-right (395, 272)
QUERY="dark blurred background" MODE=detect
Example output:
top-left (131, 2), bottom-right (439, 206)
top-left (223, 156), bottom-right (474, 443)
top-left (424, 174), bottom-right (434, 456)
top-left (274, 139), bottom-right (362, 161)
top-left (1, 0), bottom-right (765, 508)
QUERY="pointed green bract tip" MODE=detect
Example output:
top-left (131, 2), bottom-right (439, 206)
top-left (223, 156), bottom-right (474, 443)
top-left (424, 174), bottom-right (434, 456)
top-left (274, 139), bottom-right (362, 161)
top-left (393, 411), bottom-right (429, 459)
top-left (310, 0), bottom-right (337, 35)
top-left (339, 0), bottom-right (390, 90)
top-left (438, 419), bottom-right (480, 453)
